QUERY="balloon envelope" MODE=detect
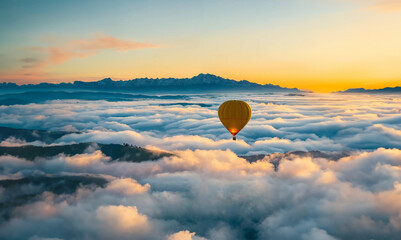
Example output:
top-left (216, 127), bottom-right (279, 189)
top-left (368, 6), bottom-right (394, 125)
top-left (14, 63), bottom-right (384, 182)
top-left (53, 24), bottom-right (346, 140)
top-left (218, 100), bottom-right (251, 139)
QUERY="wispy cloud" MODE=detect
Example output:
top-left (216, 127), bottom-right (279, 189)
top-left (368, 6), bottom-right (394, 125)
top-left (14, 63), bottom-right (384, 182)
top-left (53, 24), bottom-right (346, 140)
top-left (29, 33), bottom-right (159, 68)
top-left (0, 33), bottom-right (159, 83)
top-left (70, 33), bottom-right (157, 51)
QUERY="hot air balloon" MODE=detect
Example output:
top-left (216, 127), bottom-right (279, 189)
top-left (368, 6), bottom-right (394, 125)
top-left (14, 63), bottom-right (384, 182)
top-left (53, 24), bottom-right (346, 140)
top-left (218, 100), bottom-right (252, 140)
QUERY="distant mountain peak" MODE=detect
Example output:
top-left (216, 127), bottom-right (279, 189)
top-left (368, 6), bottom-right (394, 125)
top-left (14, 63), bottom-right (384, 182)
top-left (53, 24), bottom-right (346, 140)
top-left (195, 73), bottom-right (217, 77)
top-left (99, 77), bottom-right (113, 82)
top-left (1, 74), bottom-right (302, 93)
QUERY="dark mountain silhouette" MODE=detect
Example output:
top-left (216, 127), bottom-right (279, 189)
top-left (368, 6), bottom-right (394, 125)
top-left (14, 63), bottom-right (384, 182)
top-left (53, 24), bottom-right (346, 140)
top-left (338, 86), bottom-right (401, 94)
top-left (0, 126), bottom-right (170, 161)
top-left (0, 126), bottom-right (76, 143)
top-left (0, 142), bottom-right (172, 162)
top-left (0, 175), bottom-right (108, 195)
top-left (0, 73), bottom-right (300, 93)
top-left (0, 175), bottom-right (108, 221)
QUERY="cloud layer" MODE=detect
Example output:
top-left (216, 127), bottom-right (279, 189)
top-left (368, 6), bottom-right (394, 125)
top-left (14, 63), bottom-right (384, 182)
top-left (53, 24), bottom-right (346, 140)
top-left (1, 92), bottom-right (401, 239)
top-left (1, 92), bottom-right (401, 154)
top-left (1, 146), bottom-right (401, 239)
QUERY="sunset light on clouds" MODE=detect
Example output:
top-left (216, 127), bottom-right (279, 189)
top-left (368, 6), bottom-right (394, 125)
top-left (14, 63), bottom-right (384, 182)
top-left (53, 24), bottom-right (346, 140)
top-left (2, 93), bottom-right (401, 239)
top-left (1, 1), bottom-right (401, 240)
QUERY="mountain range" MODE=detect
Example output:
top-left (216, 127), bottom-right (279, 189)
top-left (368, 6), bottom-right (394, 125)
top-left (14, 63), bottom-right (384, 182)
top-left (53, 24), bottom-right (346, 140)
top-left (338, 86), bottom-right (401, 94)
top-left (0, 73), bottom-right (300, 93)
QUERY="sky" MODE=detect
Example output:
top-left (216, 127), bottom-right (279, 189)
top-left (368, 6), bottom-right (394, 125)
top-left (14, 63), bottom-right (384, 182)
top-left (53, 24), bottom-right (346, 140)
top-left (0, 0), bottom-right (401, 92)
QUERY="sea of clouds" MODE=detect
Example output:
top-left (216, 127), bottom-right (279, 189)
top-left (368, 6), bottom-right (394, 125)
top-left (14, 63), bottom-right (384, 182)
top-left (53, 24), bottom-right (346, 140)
top-left (1, 92), bottom-right (401, 239)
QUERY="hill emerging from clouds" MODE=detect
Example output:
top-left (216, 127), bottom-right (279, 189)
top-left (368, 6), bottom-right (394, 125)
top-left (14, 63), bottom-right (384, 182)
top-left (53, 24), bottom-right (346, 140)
top-left (1, 73), bottom-right (300, 93)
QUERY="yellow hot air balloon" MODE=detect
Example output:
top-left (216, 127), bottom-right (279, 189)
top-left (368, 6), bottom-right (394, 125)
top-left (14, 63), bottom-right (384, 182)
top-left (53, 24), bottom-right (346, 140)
top-left (218, 100), bottom-right (252, 140)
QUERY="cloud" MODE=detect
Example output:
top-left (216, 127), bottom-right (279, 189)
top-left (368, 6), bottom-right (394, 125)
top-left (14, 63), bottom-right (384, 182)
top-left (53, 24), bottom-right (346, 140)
top-left (96, 205), bottom-right (150, 236)
top-left (168, 230), bottom-right (208, 240)
top-left (61, 150), bottom-right (110, 167)
top-left (106, 178), bottom-right (150, 195)
top-left (2, 92), bottom-right (401, 154)
top-left (1, 147), bottom-right (401, 239)
top-left (1, 92), bottom-right (401, 239)
top-left (44, 47), bottom-right (93, 65)
top-left (301, 228), bottom-right (339, 240)
top-left (333, 147), bottom-right (401, 191)
top-left (278, 156), bottom-right (320, 178)
top-left (71, 33), bottom-right (157, 51)
top-left (161, 149), bottom-right (274, 176)
top-left (32, 33), bottom-right (158, 67)
top-left (13, 192), bottom-right (65, 219)
top-left (0, 33), bottom-right (158, 83)
top-left (0, 137), bottom-right (41, 147)
top-left (20, 57), bottom-right (42, 69)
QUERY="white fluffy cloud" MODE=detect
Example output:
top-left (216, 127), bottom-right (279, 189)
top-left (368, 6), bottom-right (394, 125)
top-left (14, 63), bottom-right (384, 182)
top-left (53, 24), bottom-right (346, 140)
top-left (106, 178), bottom-right (150, 195)
top-left (1, 147), bottom-right (401, 239)
top-left (96, 205), bottom-right (150, 236)
top-left (1, 92), bottom-right (401, 239)
top-left (2, 93), bottom-right (401, 154)
top-left (168, 230), bottom-right (208, 240)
